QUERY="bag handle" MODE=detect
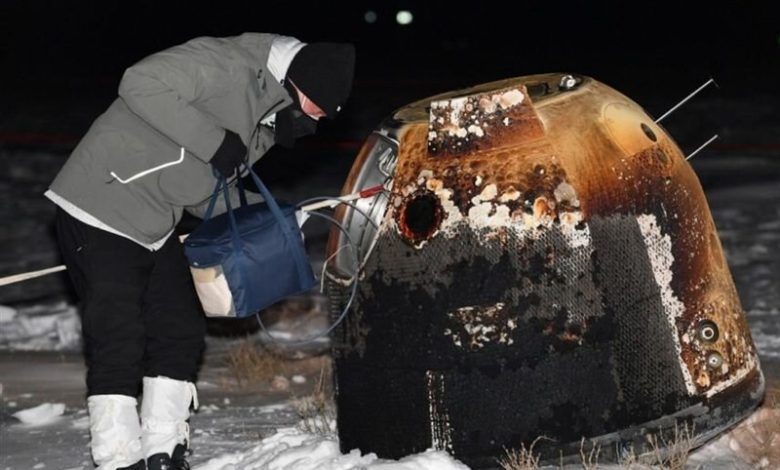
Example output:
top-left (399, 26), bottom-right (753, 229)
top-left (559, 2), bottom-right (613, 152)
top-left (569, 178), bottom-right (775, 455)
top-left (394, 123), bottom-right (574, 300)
top-left (199, 175), bottom-right (245, 253)
top-left (236, 173), bottom-right (248, 207)
top-left (240, 163), bottom-right (312, 288)
top-left (202, 170), bottom-right (248, 222)
top-left (199, 166), bottom-right (312, 290)
top-left (220, 175), bottom-right (245, 257)
top-left (202, 176), bottom-right (224, 222)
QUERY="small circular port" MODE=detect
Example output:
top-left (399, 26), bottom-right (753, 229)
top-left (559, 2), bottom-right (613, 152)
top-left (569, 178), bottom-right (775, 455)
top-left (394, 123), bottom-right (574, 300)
top-left (558, 74), bottom-right (579, 91)
top-left (706, 352), bottom-right (724, 370)
top-left (697, 320), bottom-right (719, 343)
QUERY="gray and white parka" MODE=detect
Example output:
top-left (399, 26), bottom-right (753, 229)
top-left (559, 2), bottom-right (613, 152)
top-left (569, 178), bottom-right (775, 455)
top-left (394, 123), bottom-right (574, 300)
top-left (48, 33), bottom-right (294, 245)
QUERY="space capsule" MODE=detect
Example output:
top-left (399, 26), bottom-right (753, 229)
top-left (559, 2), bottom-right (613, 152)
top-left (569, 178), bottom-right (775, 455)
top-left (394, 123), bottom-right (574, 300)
top-left (324, 73), bottom-right (764, 466)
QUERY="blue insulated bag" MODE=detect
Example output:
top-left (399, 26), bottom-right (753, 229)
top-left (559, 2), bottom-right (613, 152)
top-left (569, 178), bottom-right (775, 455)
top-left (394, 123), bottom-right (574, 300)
top-left (184, 166), bottom-right (317, 318)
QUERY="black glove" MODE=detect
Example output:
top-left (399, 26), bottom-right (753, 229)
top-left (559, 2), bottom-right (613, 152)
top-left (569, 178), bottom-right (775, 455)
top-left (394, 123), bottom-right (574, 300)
top-left (210, 130), bottom-right (246, 178)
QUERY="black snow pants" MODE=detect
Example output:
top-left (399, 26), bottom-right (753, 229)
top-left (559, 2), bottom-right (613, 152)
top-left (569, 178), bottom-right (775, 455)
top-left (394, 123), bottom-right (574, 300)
top-left (55, 208), bottom-right (206, 397)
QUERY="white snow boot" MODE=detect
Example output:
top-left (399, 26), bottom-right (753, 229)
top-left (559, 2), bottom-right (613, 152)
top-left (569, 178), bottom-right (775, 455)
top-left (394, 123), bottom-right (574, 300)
top-left (87, 394), bottom-right (145, 470)
top-left (141, 376), bottom-right (198, 470)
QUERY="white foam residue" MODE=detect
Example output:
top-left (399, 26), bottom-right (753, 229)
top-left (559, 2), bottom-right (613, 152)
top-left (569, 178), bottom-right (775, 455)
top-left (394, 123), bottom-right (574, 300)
top-left (447, 98), bottom-right (467, 126)
top-left (417, 170), bottom-right (434, 184)
top-left (553, 181), bottom-right (580, 207)
top-left (430, 97), bottom-right (468, 129)
top-left (477, 97), bottom-right (496, 114)
top-left (637, 214), bottom-right (696, 395)
top-left (467, 203), bottom-right (512, 229)
top-left (496, 89), bottom-right (524, 109)
top-left (446, 303), bottom-right (516, 348)
top-left (435, 189), bottom-right (464, 230)
top-left (466, 124), bottom-right (484, 137)
top-left (418, 176), bottom-right (591, 252)
top-left (474, 183), bottom-right (497, 202)
top-left (559, 211), bottom-right (590, 248)
top-left (429, 89), bottom-right (526, 144)
top-left (498, 188), bottom-right (520, 202)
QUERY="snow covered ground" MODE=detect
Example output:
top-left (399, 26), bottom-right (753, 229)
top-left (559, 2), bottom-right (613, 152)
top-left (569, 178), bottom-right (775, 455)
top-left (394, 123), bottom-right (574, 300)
top-left (0, 335), bottom-right (476, 470)
top-left (0, 349), bottom-right (777, 470)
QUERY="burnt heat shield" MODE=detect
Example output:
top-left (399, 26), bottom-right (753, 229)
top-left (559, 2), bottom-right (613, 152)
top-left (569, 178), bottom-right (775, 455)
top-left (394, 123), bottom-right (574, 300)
top-left (325, 74), bottom-right (764, 467)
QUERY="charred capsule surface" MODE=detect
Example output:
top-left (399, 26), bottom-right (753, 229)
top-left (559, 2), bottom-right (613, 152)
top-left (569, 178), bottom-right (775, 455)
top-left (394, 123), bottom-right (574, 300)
top-left (325, 73), bottom-right (763, 467)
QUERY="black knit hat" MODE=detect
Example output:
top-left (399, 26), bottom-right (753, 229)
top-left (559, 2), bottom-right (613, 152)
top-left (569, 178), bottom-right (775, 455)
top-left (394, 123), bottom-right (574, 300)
top-left (286, 42), bottom-right (356, 119)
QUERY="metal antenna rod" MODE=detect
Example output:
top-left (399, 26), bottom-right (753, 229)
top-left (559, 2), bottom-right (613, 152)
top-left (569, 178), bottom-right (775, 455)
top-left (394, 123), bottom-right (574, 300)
top-left (655, 78), bottom-right (718, 123)
top-left (686, 134), bottom-right (719, 160)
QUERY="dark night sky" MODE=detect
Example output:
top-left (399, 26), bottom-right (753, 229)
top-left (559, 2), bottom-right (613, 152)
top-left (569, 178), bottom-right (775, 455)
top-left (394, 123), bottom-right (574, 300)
top-left (0, 0), bottom-right (778, 143)
top-left (2, 2), bottom-right (778, 87)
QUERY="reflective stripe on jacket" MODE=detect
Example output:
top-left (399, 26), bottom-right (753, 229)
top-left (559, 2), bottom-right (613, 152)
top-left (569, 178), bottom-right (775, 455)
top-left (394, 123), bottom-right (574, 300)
top-left (49, 33), bottom-right (291, 244)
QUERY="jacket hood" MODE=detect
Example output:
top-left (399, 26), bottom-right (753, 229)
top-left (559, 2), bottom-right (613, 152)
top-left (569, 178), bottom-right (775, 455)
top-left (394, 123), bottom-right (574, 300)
top-left (266, 36), bottom-right (306, 83)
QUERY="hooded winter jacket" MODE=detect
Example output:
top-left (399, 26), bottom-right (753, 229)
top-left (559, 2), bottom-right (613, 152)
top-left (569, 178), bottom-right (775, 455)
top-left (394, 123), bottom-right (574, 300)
top-left (47, 33), bottom-right (294, 245)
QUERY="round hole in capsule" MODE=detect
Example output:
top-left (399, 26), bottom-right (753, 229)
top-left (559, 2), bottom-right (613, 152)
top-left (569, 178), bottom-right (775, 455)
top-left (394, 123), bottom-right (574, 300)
top-left (706, 351), bottom-right (724, 370)
top-left (697, 320), bottom-right (719, 343)
top-left (399, 191), bottom-right (443, 243)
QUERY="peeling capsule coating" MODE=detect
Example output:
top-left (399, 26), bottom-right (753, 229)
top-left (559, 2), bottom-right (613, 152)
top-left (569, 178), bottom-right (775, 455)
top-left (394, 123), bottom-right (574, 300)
top-left (327, 73), bottom-right (763, 467)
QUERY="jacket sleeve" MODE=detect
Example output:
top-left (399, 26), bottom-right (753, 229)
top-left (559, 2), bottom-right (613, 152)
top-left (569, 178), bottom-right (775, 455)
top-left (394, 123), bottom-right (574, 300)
top-left (184, 184), bottom-right (264, 219)
top-left (118, 38), bottom-right (231, 163)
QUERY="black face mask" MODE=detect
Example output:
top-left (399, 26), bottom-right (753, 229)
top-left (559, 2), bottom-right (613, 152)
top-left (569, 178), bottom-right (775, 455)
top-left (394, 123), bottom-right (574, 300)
top-left (274, 106), bottom-right (318, 149)
top-left (274, 80), bottom-right (319, 149)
